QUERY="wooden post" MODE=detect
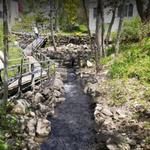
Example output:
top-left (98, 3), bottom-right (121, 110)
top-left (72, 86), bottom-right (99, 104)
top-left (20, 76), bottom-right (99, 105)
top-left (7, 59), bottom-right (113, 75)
top-left (47, 61), bottom-right (50, 78)
top-left (40, 62), bottom-right (43, 88)
top-left (18, 59), bottom-right (23, 96)
top-left (31, 63), bottom-right (35, 91)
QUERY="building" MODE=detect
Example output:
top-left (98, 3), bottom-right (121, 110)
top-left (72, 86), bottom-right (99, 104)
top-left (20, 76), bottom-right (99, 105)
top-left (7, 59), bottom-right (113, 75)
top-left (88, 0), bottom-right (139, 33)
top-left (0, 0), bottom-right (19, 26)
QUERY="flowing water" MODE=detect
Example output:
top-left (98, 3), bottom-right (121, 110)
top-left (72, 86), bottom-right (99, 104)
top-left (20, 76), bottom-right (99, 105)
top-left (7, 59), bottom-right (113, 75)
top-left (41, 69), bottom-right (97, 150)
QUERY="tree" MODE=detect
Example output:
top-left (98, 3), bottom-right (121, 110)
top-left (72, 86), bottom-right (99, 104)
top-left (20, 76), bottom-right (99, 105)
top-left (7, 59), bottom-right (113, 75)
top-left (2, 0), bottom-right (9, 106)
top-left (115, 0), bottom-right (126, 55)
top-left (49, 0), bottom-right (57, 51)
top-left (105, 0), bottom-right (118, 47)
top-left (95, 0), bottom-right (104, 72)
top-left (136, 0), bottom-right (150, 23)
top-left (82, 0), bottom-right (93, 51)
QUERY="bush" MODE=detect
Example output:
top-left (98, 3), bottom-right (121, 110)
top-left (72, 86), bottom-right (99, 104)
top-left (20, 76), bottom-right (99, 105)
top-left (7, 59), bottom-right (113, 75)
top-left (121, 17), bottom-right (141, 42)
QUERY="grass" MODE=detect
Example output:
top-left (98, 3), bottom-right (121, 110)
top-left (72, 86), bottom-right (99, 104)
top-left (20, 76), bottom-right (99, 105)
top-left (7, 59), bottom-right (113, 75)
top-left (107, 40), bottom-right (150, 83)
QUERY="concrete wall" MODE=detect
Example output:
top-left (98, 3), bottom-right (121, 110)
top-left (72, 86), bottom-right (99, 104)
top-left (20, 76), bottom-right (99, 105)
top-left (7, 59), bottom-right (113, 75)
top-left (88, 0), bottom-right (139, 33)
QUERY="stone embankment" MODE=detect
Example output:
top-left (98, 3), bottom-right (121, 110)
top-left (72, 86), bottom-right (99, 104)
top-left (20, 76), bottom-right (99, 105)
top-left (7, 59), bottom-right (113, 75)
top-left (82, 66), bottom-right (150, 150)
top-left (8, 71), bottom-right (65, 149)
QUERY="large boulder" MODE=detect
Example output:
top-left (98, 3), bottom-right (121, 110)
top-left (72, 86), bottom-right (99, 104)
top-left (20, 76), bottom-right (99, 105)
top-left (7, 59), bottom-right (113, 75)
top-left (36, 119), bottom-right (51, 137)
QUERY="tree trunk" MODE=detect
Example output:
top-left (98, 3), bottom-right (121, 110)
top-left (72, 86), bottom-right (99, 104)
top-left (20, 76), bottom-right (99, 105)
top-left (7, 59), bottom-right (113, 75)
top-left (95, 0), bottom-right (104, 72)
top-left (82, 0), bottom-right (93, 51)
top-left (50, 0), bottom-right (57, 51)
top-left (101, 1), bottom-right (105, 57)
top-left (55, 0), bottom-right (59, 31)
top-left (115, 0), bottom-right (125, 55)
top-left (105, 6), bottom-right (116, 47)
top-left (136, 0), bottom-right (150, 23)
top-left (2, 0), bottom-right (9, 106)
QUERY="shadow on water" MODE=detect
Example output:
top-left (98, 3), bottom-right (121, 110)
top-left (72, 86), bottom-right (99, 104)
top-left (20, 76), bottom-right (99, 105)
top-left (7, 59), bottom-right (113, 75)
top-left (41, 66), bottom-right (98, 150)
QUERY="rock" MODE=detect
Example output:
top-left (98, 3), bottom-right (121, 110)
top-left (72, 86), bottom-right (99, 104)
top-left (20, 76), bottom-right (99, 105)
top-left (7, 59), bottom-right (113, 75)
top-left (29, 111), bottom-right (36, 117)
top-left (55, 97), bottom-right (65, 103)
top-left (27, 119), bottom-right (37, 137)
top-left (34, 93), bottom-right (44, 103)
top-left (87, 60), bottom-right (93, 68)
top-left (24, 91), bottom-right (33, 99)
top-left (95, 104), bottom-right (103, 111)
top-left (36, 119), bottom-right (51, 137)
top-left (116, 109), bottom-right (126, 119)
top-left (42, 88), bottom-right (51, 97)
top-left (118, 143), bottom-right (130, 150)
top-left (38, 103), bottom-right (49, 113)
top-left (107, 144), bottom-right (119, 150)
top-left (34, 86), bottom-right (40, 91)
top-left (127, 138), bottom-right (136, 146)
top-left (12, 99), bottom-right (29, 115)
top-left (53, 90), bottom-right (62, 98)
top-left (53, 79), bottom-right (63, 90)
top-left (27, 138), bottom-right (39, 150)
top-left (102, 108), bottom-right (113, 116)
top-left (103, 118), bottom-right (113, 126)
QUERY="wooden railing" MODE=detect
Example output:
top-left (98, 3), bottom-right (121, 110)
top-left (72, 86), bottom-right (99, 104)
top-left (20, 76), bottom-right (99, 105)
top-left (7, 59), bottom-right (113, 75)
top-left (0, 58), bottom-right (55, 96)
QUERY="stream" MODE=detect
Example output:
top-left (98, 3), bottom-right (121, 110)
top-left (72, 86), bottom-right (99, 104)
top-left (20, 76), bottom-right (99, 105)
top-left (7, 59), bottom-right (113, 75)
top-left (41, 69), bottom-right (97, 150)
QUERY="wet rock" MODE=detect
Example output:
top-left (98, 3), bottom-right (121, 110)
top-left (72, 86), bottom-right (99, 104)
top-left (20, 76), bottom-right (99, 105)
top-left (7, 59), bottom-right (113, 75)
top-left (36, 119), bottom-right (51, 137)
top-left (12, 99), bottom-right (29, 115)
top-left (34, 93), bottom-right (44, 103)
top-left (27, 119), bottom-right (37, 137)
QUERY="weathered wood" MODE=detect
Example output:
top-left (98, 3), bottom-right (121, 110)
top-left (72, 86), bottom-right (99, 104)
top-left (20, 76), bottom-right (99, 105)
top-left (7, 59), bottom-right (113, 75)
top-left (47, 61), bottom-right (50, 78)
top-left (40, 62), bottom-right (43, 88)
top-left (18, 59), bottom-right (23, 96)
top-left (31, 63), bottom-right (35, 91)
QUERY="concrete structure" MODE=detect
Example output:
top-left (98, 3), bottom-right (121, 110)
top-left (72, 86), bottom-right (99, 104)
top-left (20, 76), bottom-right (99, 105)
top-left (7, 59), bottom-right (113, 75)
top-left (0, 0), bottom-right (19, 26)
top-left (88, 0), bottom-right (139, 33)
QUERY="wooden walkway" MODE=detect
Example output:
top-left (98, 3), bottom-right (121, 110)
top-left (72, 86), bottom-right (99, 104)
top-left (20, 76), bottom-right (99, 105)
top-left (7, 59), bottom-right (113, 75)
top-left (4, 36), bottom-right (53, 95)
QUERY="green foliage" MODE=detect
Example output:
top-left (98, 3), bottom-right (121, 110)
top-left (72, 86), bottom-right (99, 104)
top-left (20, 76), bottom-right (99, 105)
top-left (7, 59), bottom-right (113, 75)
top-left (0, 24), bottom-right (3, 50)
top-left (109, 40), bottom-right (150, 83)
top-left (0, 104), bottom-right (21, 150)
top-left (12, 15), bottom-right (35, 32)
top-left (59, 0), bottom-right (81, 31)
top-left (121, 17), bottom-right (141, 42)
